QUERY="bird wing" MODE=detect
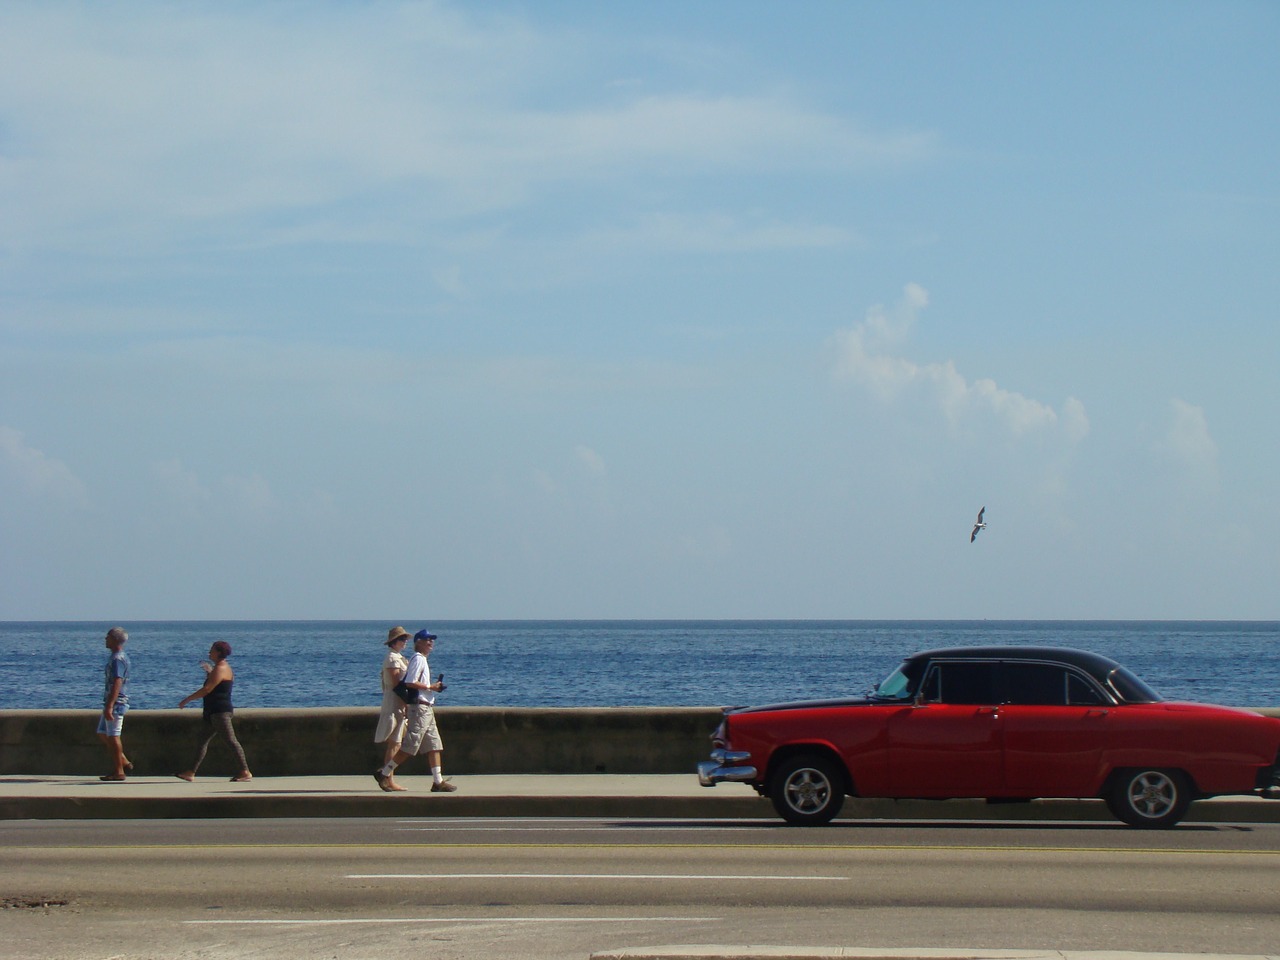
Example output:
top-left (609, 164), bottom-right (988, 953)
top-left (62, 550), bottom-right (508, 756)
top-left (976, 506), bottom-right (985, 524)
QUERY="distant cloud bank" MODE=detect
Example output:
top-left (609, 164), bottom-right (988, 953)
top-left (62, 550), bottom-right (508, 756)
top-left (832, 284), bottom-right (1089, 442)
top-left (1160, 398), bottom-right (1219, 491)
top-left (0, 426), bottom-right (87, 507)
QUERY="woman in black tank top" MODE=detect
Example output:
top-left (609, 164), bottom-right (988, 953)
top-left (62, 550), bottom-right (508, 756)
top-left (202, 675), bottom-right (234, 716)
top-left (176, 641), bottom-right (252, 783)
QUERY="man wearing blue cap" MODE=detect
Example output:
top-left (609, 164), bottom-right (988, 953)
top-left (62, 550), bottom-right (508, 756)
top-left (374, 629), bottom-right (456, 792)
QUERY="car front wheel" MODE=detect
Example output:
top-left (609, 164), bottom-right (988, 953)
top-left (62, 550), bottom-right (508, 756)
top-left (770, 754), bottom-right (845, 826)
top-left (1106, 768), bottom-right (1192, 828)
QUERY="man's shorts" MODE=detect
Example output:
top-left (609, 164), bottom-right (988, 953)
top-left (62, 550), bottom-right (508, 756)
top-left (400, 703), bottom-right (443, 756)
top-left (96, 709), bottom-right (125, 738)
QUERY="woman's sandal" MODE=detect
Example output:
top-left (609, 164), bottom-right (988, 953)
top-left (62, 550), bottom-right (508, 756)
top-left (175, 772), bottom-right (195, 782)
top-left (230, 772), bottom-right (253, 782)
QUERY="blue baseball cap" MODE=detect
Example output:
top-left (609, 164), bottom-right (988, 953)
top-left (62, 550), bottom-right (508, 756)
top-left (413, 629), bottom-right (437, 642)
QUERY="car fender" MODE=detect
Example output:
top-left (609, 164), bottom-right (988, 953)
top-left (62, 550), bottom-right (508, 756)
top-left (764, 742), bottom-right (854, 796)
top-left (1096, 705), bottom-right (1280, 795)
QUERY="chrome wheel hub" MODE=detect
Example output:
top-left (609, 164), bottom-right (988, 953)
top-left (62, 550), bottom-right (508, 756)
top-left (785, 769), bottom-right (831, 812)
top-left (1129, 771), bottom-right (1176, 817)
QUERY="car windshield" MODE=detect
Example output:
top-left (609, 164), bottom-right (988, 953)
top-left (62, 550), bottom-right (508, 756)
top-left (871, 656), bottom-right (1162, 705)
top-left (870, 662), bottom-right (918, 701)
top-left (1106, 666), bottom-right (1163, 704)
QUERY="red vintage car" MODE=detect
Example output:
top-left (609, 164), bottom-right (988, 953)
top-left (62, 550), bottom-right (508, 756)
top-left (697, 646), bottom-right (1280, 827)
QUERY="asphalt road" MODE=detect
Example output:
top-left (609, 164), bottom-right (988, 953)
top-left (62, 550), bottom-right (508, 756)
top-left (4, 816), bottom-right (1280, 960)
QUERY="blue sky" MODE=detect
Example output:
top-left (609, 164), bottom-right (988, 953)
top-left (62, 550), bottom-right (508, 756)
top-left (2, 1), bottom-right (1277, 620)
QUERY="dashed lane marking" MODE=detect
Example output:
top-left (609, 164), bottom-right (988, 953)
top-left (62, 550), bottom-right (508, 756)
top-left (347, 872), bottom-right (847, 881)
top-left (186, 916), bottom-right (719, 926)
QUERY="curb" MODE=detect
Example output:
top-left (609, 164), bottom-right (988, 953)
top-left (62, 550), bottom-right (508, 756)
top-left (1, 791), bottom-right (1277, 822)
top-left (0, 794), bottom-right (771, 821)
top-left (589, 950), bottom-right (1280, 960)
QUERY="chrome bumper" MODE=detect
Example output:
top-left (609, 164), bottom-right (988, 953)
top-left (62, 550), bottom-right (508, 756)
top-left (1256, 751), bottom-right (1280, 791)
top-left (697, 748), bottom-right (757, 787)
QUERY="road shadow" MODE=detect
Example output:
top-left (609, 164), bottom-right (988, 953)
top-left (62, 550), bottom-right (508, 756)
top-left (610, 818), bottom-right (1247, 833)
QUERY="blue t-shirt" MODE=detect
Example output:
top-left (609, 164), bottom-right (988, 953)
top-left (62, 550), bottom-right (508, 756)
top-left (103, 650), bottom-right (130, 712)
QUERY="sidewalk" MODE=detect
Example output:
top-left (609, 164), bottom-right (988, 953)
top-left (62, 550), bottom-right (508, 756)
top-left (590, 951), bottom-right (1280, 960)
top-left (0, 773), bottom-right (758, 820)
top-left (2, 774), bottom-right (1278, 822)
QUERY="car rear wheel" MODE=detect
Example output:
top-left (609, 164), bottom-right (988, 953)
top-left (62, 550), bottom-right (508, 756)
top-left (770, 754), bottom-right (845, 826)
top-left (1105, 768), bottom-right (1192, 828)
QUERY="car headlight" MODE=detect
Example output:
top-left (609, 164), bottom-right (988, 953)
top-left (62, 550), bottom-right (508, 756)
top-left (710, 720), bottom-right (727, 749)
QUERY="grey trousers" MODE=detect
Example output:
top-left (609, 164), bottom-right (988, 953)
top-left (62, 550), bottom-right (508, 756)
top-left (192, 711), bottom-right (249, 772)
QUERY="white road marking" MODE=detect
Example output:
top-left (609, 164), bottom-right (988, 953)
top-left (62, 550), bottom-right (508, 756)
top-left (396, 825), bottom-right (763, 832)
top-left (394, 818), bottom-right (762, 825)
top-left (348, 873), bottom-right (846, 881)
top-left (187, 916), bottom-right (719, 926)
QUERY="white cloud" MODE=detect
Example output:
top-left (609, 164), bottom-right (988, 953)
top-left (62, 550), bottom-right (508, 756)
top-left (0, 4), bottom-right (935, 252)
top-left (222, 472), bottom-right (276, 514)
top-left (1060, 397), bottom-right (1091, 444)
top-left (575, 445), bottom-right (607, 477)
top-left (585, 211), bottom-right (854, 255)
top-left (832, 284), bottom-right (1089, 441)
top-left (431, 264), bottom-right (467, 299)
top-left (1159, 398), bottom-right (1218, 490)
top-left (0, 426), bottom-right (87, 506)
top-left (532, 469), bottom-right (558, 496)
top-left (532, 447), bottom-right (606, 498)
top-left (527, 95), bottom-right (933, 177)
top-left (677, 527), bottom-right (734, 561)
top-left (152, 458), bottom-right (212, 507)
top-left (151, 458), bottom-right (276, 516)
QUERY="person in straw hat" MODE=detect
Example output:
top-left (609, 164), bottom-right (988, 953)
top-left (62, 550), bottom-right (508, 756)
top-left (375, 629), bottom-right (456, 793)
top-left (373, 626), bottom-right (412, 791)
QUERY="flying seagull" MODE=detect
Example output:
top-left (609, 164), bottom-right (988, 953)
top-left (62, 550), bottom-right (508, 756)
top-left (970, 506), bottom-right (987, 543)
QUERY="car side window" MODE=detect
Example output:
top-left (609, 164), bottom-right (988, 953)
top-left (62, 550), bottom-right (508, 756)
top-left (1003, 663), bottom-right (1069, 705)
top-left (918, 667), bottom-right (940, 702)
top-left (1067, 673), bottom-right (1108, 706)
top-left (926, 662), bottom-right (999, 705)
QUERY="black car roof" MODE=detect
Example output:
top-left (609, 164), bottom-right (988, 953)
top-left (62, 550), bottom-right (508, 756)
top-left (906, 645), bottom-right (1125, 681)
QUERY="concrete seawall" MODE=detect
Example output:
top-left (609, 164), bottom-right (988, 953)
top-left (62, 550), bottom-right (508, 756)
top-left (5, 706), bottom-right (1279, 780)
top-left (0, 707), bottom-right (725, 777)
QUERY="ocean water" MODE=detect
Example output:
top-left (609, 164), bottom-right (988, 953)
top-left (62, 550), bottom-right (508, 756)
top-left (1, 620), bottom-right (1277, 712)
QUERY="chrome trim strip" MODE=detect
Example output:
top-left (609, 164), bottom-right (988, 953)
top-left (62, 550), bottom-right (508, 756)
top-left (698, 760), bottom-right (758, 787)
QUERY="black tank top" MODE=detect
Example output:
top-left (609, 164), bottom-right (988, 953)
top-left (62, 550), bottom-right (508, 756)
top-left (203, 679), bottom-right (234, 718)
